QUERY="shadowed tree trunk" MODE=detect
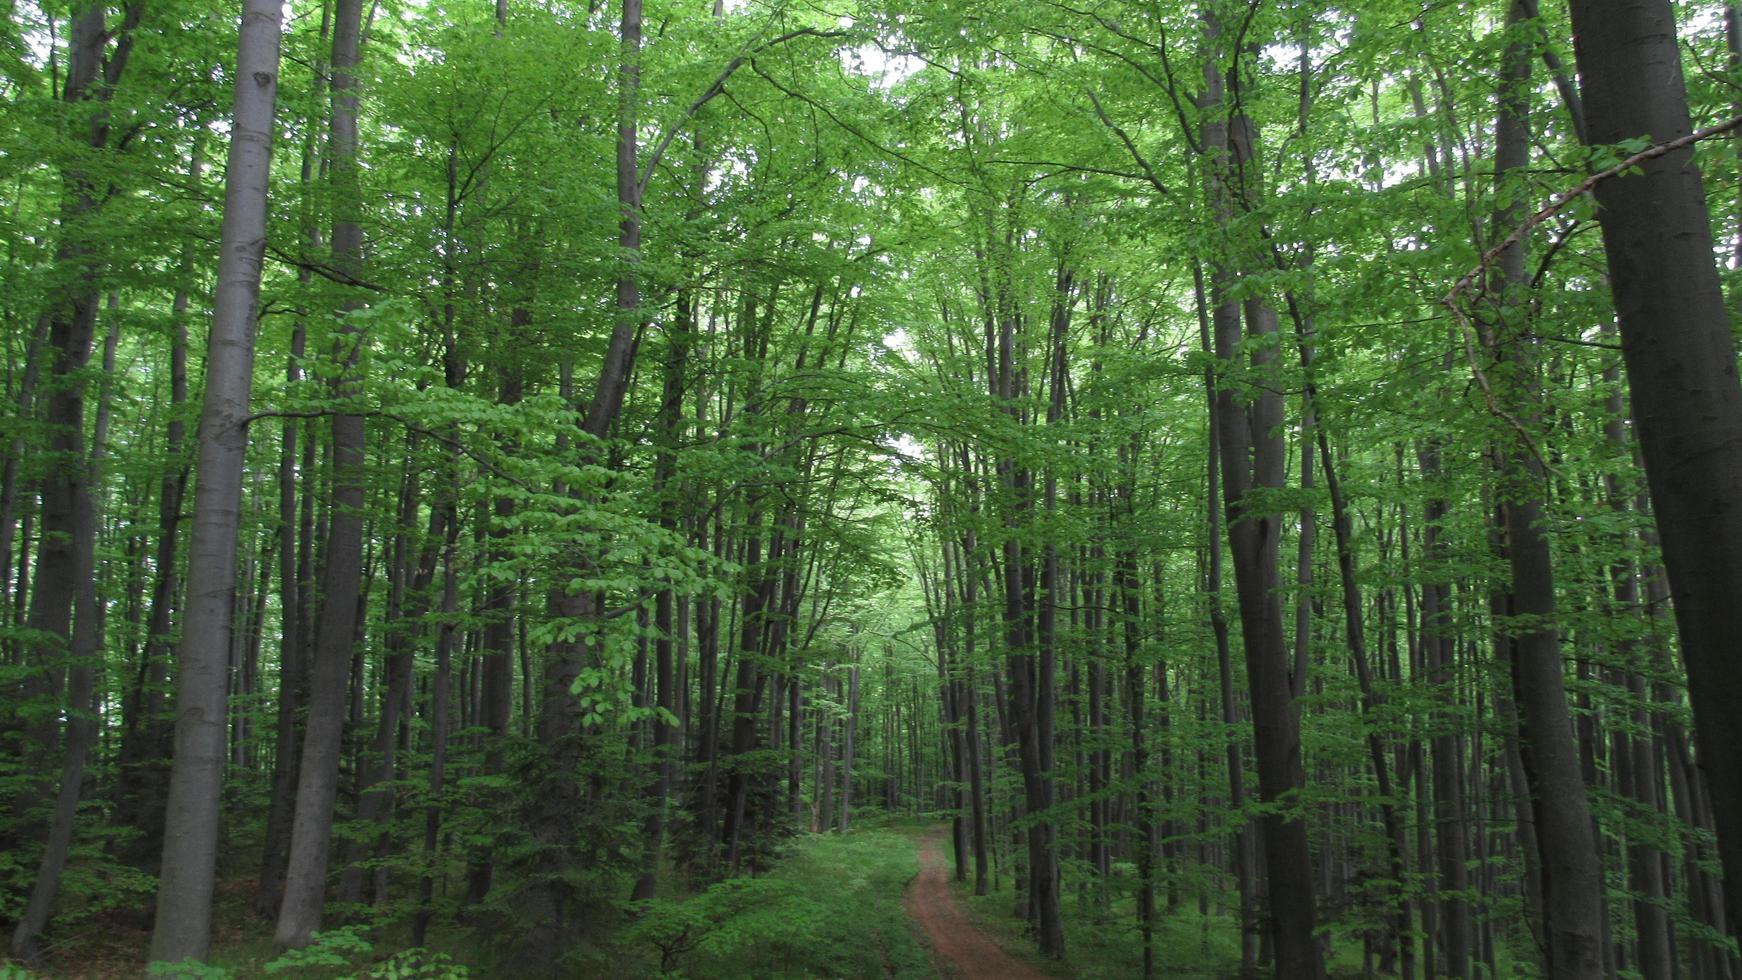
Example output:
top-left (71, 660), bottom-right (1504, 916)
top-left (1197, 15), bottom-right (1322, 973)
top-left (1566, 0), bottom-right (1742, 944)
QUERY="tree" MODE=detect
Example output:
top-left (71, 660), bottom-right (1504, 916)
top-left (150, 0), bottom-right (286, 963)
top-left (1567, 0), bottom-right (1742, 945)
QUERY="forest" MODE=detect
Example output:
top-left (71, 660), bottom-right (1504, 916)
top-left (2, 0), bottom-right (1742, 976)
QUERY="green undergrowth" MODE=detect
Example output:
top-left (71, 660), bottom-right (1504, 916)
top-left (17, 822), bottom-right (933, 979)
top-left (956, 876), bottom-right (1393, 979)
top-left (614, 824), bottom-right (933, 979)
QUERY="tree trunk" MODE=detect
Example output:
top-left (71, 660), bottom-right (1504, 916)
top-left (1566, 0), bottom-right (1742, 944)
top-left (838, 661), bottom-right (859, 833)
top-left (1194, 260), bottom-right (1258, 975)
top-left (1487, 8), bottom-right (1605, 973)
top-left (11, 315), bottom-right (118, 961)
top-left (146, 0), bottom-right (284, 962)
top-left (274, 0), bottom-right (367, 947)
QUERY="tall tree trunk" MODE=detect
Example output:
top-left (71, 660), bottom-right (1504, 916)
top-left (274, 0), bottom-right (368, 947)
top-left (11, 0), bottom-right (138, 846)
top-left (116, 144), bottom-right (199, 863)
top-left (1566, 0), bottom-right (1742, 943)
top-left (146, 0), bottom-right (284, 962)
top-left (258, 320), bottom-right (306, 918)
top-left (1198, 32), bottom-right (1321, 963)
top-left (1194, 260), bottom-right (1257, 975)
top-left (11, 314), bottom-right (117, 961)
top-left (1487, 8), bottom-right (1605, 972)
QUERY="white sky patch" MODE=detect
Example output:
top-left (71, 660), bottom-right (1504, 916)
top-left (880, 327), bottom-right (926, 462)
top-left (836, 17), bottom-right (922, 91)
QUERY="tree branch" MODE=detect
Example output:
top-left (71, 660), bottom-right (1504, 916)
top-left (637, 26), bottom-right (847, 197)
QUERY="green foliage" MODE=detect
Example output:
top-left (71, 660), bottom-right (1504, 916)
top-left (354, 949), bottom-right (470, 980)
top-left (263, 927), bottom-right (375, 975)
top-left (618, 829), bottom-right (931, 979)
top-left (147, 959), bottom-right (235, 980)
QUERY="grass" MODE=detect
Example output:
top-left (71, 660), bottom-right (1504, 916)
top-left (612, 821), bottom-right (934, 979)
top-left (19, 822), bottom-right (932, 979)
top-left (951, 863), bottom-right (1408, 979)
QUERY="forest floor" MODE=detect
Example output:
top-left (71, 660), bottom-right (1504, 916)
top-left (902, 826), bottom-right (1050, 980)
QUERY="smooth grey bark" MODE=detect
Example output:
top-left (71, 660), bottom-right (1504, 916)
top-left (274, 0), bottom-right (367, 948)
top-left (149, 0), bottom-right (285, 962)
top-left (1566, 0), bottom-right (1742, 944)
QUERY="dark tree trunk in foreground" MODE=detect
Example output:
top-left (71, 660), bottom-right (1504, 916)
top-left (10, 1), bottom-right (140, 963)
top-left (1198, 19), bottom-right (1322, 973)
top-left (1567, 0), bottom-right (1742, 944)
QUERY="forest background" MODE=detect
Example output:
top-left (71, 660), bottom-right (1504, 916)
top-left (2, 0), bottom-right (1742, 977)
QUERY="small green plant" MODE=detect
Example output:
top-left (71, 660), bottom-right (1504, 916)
top-left (356, 948), bottom-right (471, 979)
top-left (618, 828), bottom-right (931, 978)
top-left (264, 926), bottom-right (373, 975)
top-left (146, 959), bottom-right (235, 980)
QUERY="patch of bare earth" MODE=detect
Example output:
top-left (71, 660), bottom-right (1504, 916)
top-left (901, 827), bottom-right (1049, 980)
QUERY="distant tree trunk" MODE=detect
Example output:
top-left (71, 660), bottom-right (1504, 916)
top-left (116, 144), bottom-right (199, 864)
top-left (838, 660), bottom-right (859, 833)
top-left (274, 0), bottom-right (368, 948)
top-left (345, 459), bottom-right (445, 905)
top-left (1314, 425), bottom-right (1412, 972)
top-left (814, 672), bottom-right (833, 833)
top-left (146, 0), bottom-right (284, 963)
top-left (631, 282), bottom-right (691, 901)
top-left (466, 368), bottom-right (521, 906)
top-left (11, 316), bottom-right (117, 961)
top-left (1119, 549), bottom-right (1155, 979)
top-left (723, 509), bottom-right (773, 866)
top-left (956, 525), bottom-right (990, 896)
top-left (0, 315), bottom-right (47, 651)
top-left (1566, 0), bottom-right (1742, 943)
top-left (412, 506), bottom-right (460, 947)
top-left (1599, 352), bottom-right (1673, 980)
top-left (258, 319), bottom-right (307, 918)
top-left (985, 225), bottom-right (1063, 955)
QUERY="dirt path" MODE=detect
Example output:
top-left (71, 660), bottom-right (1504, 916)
top-left (903, 826), bottom-right (1051, 980)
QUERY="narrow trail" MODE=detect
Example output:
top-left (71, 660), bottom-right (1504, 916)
top-left (902, 826), bottom-right (1051, 980)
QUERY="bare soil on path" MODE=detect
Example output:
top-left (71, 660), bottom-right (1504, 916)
top-left (902, 826), bottom-right (1051, 980)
